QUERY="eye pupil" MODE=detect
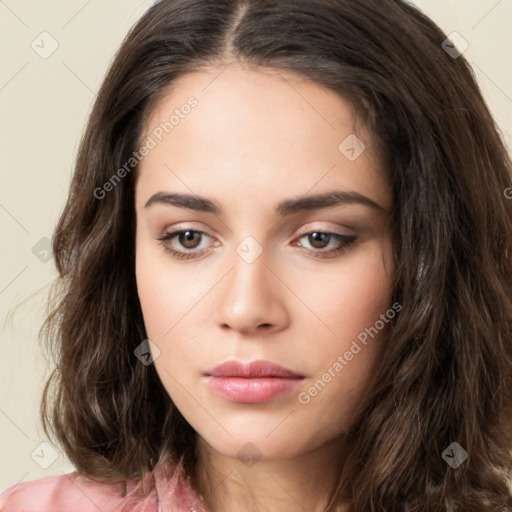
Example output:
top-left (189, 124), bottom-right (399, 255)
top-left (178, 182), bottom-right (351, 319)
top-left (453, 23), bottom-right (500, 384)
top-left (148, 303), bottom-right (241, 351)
top-left (309, 232), bottom-right (329, 249)
top-left (180, 230), bottom-right (201, 249)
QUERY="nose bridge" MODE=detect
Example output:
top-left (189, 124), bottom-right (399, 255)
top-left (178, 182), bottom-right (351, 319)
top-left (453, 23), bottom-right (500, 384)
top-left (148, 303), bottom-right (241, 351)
top-left (216, 234), bottom-right (285, 332)
top-left (229, 235), bottom-right (272, 307)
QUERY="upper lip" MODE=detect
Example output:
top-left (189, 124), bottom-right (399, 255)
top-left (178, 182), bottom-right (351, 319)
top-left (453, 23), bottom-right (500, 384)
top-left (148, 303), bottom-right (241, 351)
top-left (203, 359), bottom-right (305, 378)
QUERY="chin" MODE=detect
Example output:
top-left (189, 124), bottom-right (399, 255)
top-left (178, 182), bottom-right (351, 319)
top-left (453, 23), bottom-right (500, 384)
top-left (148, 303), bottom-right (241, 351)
top-left (198, 427), bottom-right (313, 463)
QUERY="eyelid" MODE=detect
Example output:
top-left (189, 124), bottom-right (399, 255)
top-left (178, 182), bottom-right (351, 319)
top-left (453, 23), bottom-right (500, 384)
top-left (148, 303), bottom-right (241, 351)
top-left (159, 222), bottom-right (353, 244)
top-left (294, 222), bottom-right (355, 238)
top-left (161, 222), bottom-right (216, 238)
top-left (156, 226), bottom-right (357, 261)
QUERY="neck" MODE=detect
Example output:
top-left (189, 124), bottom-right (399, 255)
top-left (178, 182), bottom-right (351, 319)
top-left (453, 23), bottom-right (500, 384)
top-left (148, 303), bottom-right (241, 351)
top-left (193, 436), bottom-right (348, 512)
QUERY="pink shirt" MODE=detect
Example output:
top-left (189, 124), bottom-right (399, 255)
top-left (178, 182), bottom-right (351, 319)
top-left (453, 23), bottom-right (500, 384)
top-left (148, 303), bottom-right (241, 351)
top-left (0, 458), bottom-right (210, 512)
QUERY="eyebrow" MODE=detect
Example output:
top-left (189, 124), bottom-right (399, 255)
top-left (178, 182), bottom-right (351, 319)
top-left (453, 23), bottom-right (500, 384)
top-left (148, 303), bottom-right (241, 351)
top-left (144, 189), bottom-right (387, 215)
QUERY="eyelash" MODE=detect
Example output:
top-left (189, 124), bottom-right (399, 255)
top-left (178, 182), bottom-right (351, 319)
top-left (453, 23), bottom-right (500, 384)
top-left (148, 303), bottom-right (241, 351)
top-left (155, 229), bottom-right (357, 260)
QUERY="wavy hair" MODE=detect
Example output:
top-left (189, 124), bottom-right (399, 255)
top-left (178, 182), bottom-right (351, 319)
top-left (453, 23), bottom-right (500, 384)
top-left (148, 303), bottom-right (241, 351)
top-left (39, 0), bottom-right (512, 510)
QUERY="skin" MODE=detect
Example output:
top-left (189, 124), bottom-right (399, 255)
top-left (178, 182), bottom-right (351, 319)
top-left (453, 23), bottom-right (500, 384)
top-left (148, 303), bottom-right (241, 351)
top-left (134, 62), bottom-right (394, 512)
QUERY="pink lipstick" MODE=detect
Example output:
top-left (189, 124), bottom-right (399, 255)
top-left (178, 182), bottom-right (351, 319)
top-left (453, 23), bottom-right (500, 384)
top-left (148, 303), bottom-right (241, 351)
top-left (203, 359), bottom-right (305, 403)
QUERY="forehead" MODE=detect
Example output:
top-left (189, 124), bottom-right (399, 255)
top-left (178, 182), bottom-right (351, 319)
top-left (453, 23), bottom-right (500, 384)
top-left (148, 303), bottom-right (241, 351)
top-left (143, 62), bottom-right (363, 146)
top-left (136, 63), bottom-right (390, 213)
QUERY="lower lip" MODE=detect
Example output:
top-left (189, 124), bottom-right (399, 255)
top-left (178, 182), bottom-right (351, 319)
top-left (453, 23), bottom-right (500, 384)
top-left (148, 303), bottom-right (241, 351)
top-left (206, 376), bottom-right (304, 403)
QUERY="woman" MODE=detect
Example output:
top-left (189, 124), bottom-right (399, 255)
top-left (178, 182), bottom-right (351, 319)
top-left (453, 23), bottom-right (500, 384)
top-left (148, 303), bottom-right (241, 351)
top-left (2, 0), bottom-right (512, 510)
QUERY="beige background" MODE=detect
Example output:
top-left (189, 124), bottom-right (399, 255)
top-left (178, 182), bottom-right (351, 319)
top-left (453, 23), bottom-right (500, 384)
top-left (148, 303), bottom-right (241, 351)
top-left (1, 0), bottom-right (511, 493)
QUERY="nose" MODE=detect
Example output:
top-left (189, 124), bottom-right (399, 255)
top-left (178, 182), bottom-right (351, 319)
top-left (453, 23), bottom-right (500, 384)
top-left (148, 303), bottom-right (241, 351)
top-left (215, 245), bottom-right (289, 336)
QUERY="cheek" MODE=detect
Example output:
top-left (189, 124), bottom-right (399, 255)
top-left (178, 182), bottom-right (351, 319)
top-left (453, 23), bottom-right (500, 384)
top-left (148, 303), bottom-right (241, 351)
top-left (135, 243), bottom-right (204, 377)
top-left (135, 240), bottom-right (191, 335)
top-left (135, 239), bottom-right (182, 358)
top-left (296, 242), bottom-right (394, 344)
top-left (292, 243), bottom-right (393, 418)
top-left (135, 255), bottom-right (168, 334)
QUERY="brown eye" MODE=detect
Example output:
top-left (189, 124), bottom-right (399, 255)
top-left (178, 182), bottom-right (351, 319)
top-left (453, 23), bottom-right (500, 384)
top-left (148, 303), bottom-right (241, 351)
top-left (155, 229), bottom-right (215, 260)
top-left (308, 232), bottom-right (330, 249)
top-left (178, 230), bottom-right (202, 249)
top-left (295, 231), bottom-right (357, 259)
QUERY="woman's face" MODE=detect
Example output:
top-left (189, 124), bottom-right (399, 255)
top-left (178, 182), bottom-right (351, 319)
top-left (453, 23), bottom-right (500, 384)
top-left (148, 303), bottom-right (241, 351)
top-left (134, 63), bottom-right (394, 461)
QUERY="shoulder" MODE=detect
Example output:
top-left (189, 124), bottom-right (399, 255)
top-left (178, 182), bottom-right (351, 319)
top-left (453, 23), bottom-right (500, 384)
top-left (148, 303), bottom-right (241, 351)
top-left (0, 459), bottom-right (209, 512)
top-left (0, 472), bottom-right (125, 512)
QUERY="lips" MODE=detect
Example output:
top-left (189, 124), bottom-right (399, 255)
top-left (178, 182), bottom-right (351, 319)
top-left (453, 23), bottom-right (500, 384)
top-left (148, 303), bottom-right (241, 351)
top-left (203, 359), bottom-right (305, 378)
top-left (203, 359), bottom-right (306, 404)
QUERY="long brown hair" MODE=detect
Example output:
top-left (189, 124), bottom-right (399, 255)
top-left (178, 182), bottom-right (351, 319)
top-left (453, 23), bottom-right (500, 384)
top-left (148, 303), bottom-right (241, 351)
top-left (39, 0), bottom-right (512, 510)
